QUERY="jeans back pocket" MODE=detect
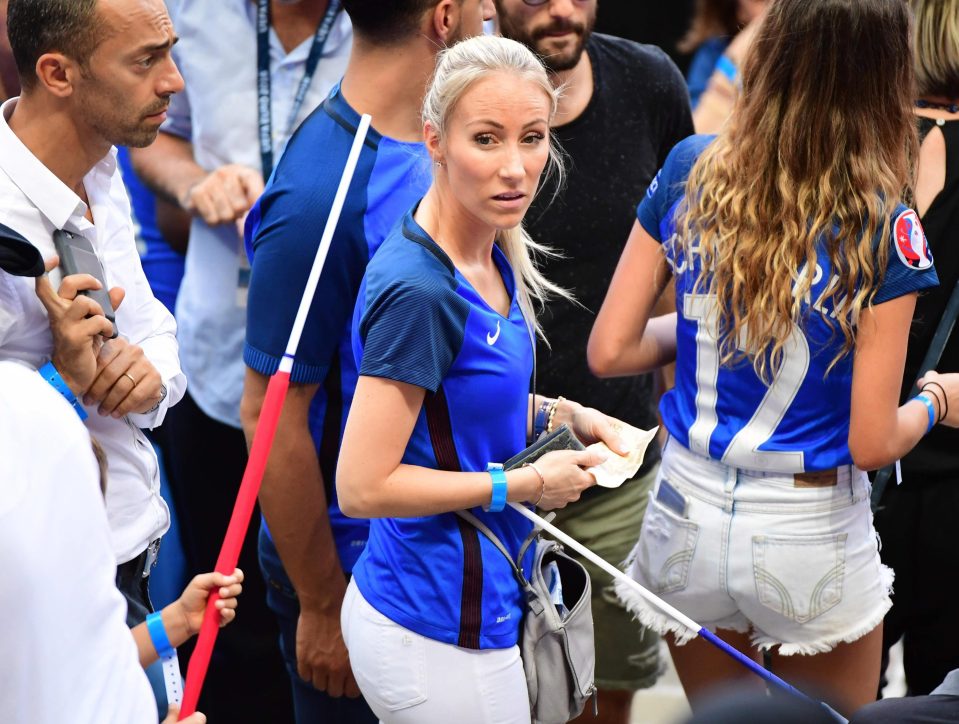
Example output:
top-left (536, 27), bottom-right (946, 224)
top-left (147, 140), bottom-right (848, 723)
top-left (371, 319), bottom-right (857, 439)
top-left (752, 533), bottom-right (846, 624)
top-left (639, 492), bottom-right (700, 595)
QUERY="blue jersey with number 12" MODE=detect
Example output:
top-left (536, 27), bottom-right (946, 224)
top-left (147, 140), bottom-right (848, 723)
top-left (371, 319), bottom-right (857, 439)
top-left (639, 135), bottom-right (939, 473)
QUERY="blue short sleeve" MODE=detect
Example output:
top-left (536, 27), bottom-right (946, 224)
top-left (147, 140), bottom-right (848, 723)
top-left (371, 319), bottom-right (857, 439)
top-left (636, 134), bottom-right (714, 242)
top-left (358, 265), bottom-right (469, 393)
top-left (873, 206), bottom-right (939, 305)
top-left (243, 111), bottom-right (377, 383)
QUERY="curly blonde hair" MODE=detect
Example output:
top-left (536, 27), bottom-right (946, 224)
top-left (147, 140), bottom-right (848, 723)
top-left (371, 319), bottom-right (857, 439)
top-left (675, 0), bottom-right (918, 381)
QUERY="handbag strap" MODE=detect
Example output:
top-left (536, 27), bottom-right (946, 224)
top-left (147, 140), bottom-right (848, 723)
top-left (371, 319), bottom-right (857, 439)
top-left (455, 509), bottom-right (529, 585)
top-left (871, 275), bottom-right (959, 511)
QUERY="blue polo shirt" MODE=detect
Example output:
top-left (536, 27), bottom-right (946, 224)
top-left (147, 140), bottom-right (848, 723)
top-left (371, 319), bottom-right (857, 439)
top-left (244, 84), bottom-right (430, 572)
top-left (350, 210), bottom-right (536, 650)
top-left (640, 134), bottom-right (939, 473)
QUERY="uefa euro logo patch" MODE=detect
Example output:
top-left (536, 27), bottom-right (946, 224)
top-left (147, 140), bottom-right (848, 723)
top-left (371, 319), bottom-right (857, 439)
top-left (894, 209), bottom-right (933, 270)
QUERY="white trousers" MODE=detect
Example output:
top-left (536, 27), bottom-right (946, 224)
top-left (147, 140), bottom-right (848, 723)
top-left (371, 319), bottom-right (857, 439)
top-left (341, 579), bottom-right (531, 724)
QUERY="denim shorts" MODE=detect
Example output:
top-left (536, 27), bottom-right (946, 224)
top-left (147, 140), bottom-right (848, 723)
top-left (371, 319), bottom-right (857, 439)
top-left (616, 438), bottom-right (893, 655)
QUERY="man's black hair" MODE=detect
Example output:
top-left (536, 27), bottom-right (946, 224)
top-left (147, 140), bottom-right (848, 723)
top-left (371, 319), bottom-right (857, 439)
top-left (342, 0), bottom-right (448, 45)
top-left (7, 0), bottom-right (102, 90)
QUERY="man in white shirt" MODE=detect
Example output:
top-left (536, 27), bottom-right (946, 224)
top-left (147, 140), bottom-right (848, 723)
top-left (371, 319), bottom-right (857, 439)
top-left (129, 2), bottom-right (352, 718)
top-left (0, 0), bottom-right (185, 630)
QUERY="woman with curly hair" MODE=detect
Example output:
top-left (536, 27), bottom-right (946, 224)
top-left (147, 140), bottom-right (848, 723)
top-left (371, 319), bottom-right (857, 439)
top-left (589, 0), bottom-right (959, 715)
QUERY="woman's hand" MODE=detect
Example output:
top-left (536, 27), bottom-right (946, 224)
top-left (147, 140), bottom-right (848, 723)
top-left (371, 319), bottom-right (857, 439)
top-left (174, 568), bottom-right (244, 636)
top-left (530, 448), bottom-right (606, 510)
top-left (553, 399), bottom-right (629, 456)
top-left (917, 370), bottom-right (959, 427)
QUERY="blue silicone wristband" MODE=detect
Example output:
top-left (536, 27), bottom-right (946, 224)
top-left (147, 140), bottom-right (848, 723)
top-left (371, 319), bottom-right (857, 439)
top-left (146, 611), bottom-right (176, 660)
top-left (916, 394), bottom-right (937, 434)
top-left (486, 464), bottom-right (508, 513)
top-left (38, 361), bottom-right (87, 421)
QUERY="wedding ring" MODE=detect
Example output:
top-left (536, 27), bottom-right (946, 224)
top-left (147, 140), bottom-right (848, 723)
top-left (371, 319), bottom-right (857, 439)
top-left (122, 372), bottom-right (138, 387)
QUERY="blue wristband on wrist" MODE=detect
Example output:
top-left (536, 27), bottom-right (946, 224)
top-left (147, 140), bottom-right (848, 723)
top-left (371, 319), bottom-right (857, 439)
top-left (38, 361), bottom-right (87, 420)
top-left (485, 464), bottom-right (508, 513)
top-left (146, 611), bottom-right (176, 660)
top-left (533, 399), bottom-right (551, 439)
top-left (916, 394), bottom-right (937, 434)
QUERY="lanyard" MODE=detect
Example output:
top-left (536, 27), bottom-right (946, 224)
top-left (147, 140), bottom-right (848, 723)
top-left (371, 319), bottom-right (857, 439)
top-left (256, 0), bottom-right (341, 178)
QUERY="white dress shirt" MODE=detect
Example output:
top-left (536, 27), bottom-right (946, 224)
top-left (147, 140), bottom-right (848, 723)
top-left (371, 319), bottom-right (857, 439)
top-left (164, 0), bottom-right (352, 427)
top-left (0, 98), bottom-right (185, 564)
top-left (0, 361), bottom-right (158, 724)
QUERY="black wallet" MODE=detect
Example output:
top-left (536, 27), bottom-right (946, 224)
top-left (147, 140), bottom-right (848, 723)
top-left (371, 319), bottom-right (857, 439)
top-left (503, 424), bottom-right (586, 470)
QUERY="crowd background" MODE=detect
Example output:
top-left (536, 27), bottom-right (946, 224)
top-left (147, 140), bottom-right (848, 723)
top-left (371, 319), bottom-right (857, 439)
top-left (1, 0), bottom-right (958, 723)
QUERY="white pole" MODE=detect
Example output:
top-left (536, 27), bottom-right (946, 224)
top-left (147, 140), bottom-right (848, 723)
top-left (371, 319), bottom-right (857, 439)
top-left (508, 502), bottom-right (700, 631)
top-left (282, 113), bottom-right (372, 365)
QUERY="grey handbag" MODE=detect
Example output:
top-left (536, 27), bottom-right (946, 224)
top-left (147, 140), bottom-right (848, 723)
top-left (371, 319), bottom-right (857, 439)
top-left (456, 509), bottom-right (597, 724)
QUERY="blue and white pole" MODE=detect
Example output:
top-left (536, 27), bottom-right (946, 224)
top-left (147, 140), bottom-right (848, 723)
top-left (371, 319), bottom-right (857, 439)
top-left (508, 502), bottom-right (848, 724)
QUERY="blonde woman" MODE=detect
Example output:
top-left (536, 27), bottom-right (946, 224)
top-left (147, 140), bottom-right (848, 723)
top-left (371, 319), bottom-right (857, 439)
top-left (589, 0), bottom-right (959, 716)
top-left (873, 0), bottom-right (959, 697)
top-left (336, 35), bottom-right (622, 723)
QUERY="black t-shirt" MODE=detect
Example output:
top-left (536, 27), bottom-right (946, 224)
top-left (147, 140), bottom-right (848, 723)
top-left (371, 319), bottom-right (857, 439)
top-left (526, 34), bottom-right (693, 474)
top-left (900, 118), bottom-right (959, 484)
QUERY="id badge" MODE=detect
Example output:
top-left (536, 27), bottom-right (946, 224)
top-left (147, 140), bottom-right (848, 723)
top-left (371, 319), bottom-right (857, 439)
top-left (655, 478), bottom-right (688, 518)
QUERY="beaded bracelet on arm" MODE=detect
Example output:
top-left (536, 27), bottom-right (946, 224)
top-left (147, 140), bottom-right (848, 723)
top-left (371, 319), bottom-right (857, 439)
top-left (546, 396), bottom-right (565, 434)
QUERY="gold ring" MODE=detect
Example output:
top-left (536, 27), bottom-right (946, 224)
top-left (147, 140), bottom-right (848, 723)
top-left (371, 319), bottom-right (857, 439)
top-left (122, 372), bottom-right (138, 387)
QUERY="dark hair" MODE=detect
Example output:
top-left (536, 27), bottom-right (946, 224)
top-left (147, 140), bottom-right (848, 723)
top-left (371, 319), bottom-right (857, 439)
top-left (7, 0), bottom-right (102, 89)
top-left (342, 0), bottom-right (444, 45)
top-left (678, 0), bottom-right (740, 54)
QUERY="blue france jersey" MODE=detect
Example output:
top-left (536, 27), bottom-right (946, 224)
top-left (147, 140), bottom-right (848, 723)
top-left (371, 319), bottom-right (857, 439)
top-left (244, 84), bottom-right (430, 572)
top-left (350, 211), bottom-right (535, 649)
top-left (639, 135), bottom-right (939, 472)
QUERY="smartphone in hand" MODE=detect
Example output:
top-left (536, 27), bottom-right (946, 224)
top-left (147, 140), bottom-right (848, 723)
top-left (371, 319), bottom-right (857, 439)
top-left (52, 229), bottom-right (118, 339)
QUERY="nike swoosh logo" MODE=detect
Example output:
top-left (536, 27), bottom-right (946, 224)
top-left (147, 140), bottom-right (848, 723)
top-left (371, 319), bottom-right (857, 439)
top-left (487, 320), bottom-right (501, 345)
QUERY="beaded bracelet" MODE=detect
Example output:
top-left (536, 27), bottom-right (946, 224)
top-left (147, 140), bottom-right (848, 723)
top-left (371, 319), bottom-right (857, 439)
top-left (546, 396), bottom-right (566, 434)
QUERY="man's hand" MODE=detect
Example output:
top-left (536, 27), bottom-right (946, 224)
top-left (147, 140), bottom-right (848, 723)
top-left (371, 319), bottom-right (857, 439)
top-left (83, 337), bottom-right (164, 417)
top-left (296, 601), bottom-right (361, 698)
top-left (179, 164), bottom-right (264, 230)
top-left (34, 256), bottom-right (125, 395)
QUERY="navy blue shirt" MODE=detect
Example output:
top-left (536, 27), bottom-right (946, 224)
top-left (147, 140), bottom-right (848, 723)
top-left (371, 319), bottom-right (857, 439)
top-left (351, 211), bottom-right (535, 649)
top-left (244, 85), bottom-right (430, 572)
top-left (640, 135), bottom-right (939, 472)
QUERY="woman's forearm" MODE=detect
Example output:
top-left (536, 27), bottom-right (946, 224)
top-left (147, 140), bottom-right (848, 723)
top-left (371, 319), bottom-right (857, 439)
top-left (338, 463), bottom-right (540, 518)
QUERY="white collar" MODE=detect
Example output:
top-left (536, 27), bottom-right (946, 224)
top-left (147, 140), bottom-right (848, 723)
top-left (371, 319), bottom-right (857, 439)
top-left (0, 98), bottom-right (118, 230)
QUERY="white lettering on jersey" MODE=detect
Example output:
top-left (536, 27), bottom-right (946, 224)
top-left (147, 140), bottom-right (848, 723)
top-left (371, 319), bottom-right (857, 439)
top-left (685, 293), bottom-right (808, 472)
